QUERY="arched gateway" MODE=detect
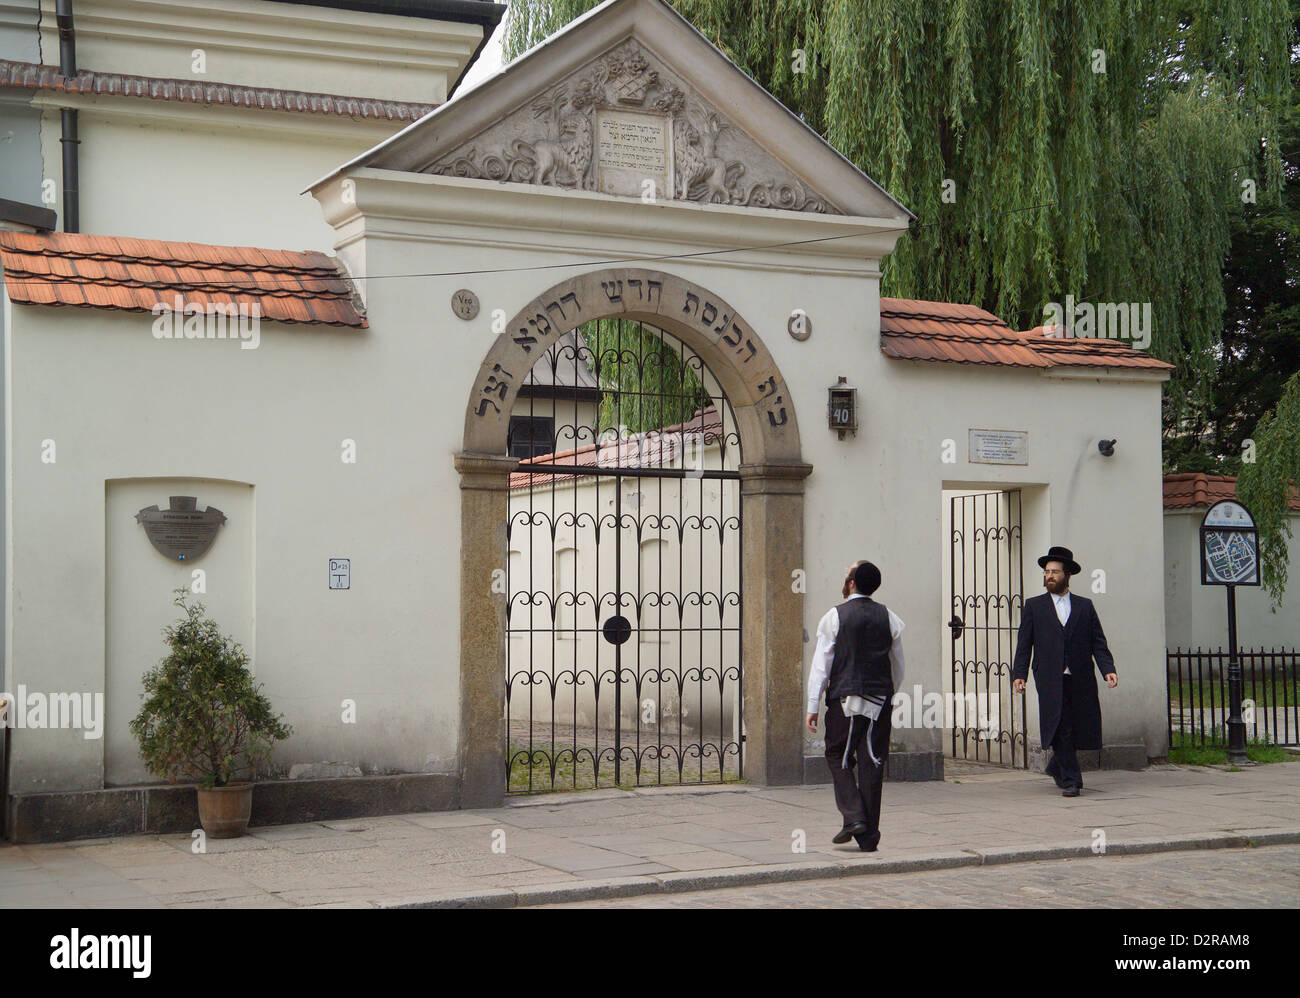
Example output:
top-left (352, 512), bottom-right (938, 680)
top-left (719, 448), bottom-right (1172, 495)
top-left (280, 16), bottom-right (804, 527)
top-left (456, 269), bottom-right (810, 806)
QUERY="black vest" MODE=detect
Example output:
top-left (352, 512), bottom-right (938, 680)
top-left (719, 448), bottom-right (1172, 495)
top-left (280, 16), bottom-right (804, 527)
top-left (826, 597), bottom-right (894, 700)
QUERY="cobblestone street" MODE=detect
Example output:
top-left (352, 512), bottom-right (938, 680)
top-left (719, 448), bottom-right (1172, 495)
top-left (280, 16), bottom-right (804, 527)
top-left (538, 843), bottom-right (1300, 907)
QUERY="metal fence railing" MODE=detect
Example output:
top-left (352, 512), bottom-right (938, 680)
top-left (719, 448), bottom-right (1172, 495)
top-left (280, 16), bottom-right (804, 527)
top-left (1167, 647), bottom-right (1299, 748)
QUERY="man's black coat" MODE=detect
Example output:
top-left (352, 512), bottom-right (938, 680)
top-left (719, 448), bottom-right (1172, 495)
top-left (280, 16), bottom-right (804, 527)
top-left (1012, 592), bottom-right (1116, 750)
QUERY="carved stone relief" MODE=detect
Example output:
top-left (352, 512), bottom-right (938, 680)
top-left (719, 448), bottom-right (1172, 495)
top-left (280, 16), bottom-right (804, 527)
top-left (429, 41), bottom-right (840, 214)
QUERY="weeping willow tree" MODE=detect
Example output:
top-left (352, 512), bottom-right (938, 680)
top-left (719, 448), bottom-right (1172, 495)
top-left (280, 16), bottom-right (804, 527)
top-left (579, 319), bottom-right (710, 434)
top-left (1238, 373), bottom-right (1300, 606)
top-left (506, 0), bottom-right (1296, 591)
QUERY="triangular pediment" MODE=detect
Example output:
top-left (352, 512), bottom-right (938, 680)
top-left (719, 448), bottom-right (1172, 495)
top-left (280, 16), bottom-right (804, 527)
top-left (332, 0), bottom-right (912, 222)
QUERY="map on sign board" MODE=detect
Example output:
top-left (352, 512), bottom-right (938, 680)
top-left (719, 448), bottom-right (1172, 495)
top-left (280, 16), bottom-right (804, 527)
top-left (1202, 531), bottom-right (1258, 584)
top-left (1199, 499), bottom-right (1260, 585)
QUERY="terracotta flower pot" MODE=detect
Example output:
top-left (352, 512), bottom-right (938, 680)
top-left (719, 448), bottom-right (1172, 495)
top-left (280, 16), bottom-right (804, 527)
top-left (196, 782), bottom-right (254, 838)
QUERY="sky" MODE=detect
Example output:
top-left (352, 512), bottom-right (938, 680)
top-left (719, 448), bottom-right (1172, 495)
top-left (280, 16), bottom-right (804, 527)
top-left (457, 2), bottom-right (510, 95)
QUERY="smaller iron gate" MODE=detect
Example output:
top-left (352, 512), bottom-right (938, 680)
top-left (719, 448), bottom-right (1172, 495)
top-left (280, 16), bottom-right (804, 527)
top-left (1167, 647), bottom-right (1299, 748)
top-left (947, 489), bottom-right (1029, 768)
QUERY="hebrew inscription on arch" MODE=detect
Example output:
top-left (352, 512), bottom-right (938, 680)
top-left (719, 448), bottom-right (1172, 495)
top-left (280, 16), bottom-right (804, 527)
top-left (470, 270), bottom-right (794, 438)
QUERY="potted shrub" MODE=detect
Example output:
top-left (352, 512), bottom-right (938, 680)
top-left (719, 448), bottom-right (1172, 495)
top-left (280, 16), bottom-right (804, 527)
top-left (130, 589), bottom-right (292, 838)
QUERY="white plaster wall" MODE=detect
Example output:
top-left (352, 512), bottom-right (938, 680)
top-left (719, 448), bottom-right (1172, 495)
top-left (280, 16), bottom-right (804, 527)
top-left (0, 0), bottom-right (39, 62)
top-left (5, 297), bottom-right (462, 792)
top-left (855, 363), bottom-right (1168, 759)
top-left (38, 0), bottom-right (483, 105)
top-left (1164, 509), bottom-right (1300, 651)
top-left (36, 104), bottom-right (400, 248)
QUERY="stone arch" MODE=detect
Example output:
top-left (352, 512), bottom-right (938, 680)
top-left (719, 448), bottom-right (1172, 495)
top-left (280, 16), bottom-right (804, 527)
top-left (455, 268), bottom-right (811, 806)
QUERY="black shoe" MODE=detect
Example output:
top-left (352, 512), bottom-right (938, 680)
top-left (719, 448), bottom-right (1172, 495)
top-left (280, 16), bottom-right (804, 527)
top-left (833, 821), bottom-right (868, 844)
top-left (1062, 785), bottom-right (1080, 797)
top-left (854, 830), bottom-right (881, 852)
top-left (1045, 758), bottom-right (1069, 788)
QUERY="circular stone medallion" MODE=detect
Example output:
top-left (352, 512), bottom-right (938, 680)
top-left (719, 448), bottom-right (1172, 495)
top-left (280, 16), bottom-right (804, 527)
top-left (451, 289), bottom-right (480, 320)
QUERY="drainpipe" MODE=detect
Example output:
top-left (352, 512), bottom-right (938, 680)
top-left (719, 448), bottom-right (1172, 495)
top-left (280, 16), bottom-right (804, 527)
top-left (56, 0), bottom-right (79, 233)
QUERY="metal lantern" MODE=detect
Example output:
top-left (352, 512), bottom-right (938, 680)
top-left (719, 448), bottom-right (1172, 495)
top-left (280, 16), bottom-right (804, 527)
top-left (828, 376), bottom-right (857, 439)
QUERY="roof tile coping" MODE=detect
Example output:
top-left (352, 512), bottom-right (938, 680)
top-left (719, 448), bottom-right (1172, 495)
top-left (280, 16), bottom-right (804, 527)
top-left (0, 230), bottom-right (367, 328)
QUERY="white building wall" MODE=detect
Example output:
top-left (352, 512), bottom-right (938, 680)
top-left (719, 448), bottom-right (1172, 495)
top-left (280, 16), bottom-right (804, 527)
top-left (2, 169), bottom-right (1172, 794)
top-left (4, 295), bottom-right (465, 792)
top-left (33, 101), bottom-right (405, 248)
top-left (13, 0), bottom-right (491, 246)
top-left (37, 0), bottom-right (484, 105)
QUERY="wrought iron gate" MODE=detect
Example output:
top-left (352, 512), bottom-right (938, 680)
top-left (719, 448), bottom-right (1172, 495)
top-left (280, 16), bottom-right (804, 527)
top-left (947, 490), bottom-right (1028, 767)
top-left (505, 319), bottom-right (742, 793)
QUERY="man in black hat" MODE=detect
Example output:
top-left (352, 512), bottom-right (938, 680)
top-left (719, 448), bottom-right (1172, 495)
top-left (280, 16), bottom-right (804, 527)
top-left (806, 560), bottom-right (905, 851)
top-left (1012, 546), bottom-right (1118, 796)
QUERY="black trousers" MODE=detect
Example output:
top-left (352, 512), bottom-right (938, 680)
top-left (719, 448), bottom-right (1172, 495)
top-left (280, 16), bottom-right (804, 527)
top-left (1047, 676), bottom-right (1083, 789)
top-left (823, 700), bottom-right (892, 834)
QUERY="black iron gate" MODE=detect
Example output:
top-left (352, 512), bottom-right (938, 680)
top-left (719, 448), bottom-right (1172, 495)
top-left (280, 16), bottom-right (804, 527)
top-left (947, 489), bottom-right (1028, 767)
top-left (505, 319), bottom-right (743, 793)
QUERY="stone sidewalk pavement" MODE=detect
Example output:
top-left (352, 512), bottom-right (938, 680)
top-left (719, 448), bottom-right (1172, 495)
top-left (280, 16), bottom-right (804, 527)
top-left (2, 761), bottom-right (1298, 908)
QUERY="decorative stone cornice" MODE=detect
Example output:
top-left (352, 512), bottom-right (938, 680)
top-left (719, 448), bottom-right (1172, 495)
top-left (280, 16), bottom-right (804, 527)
top-left (738, 460), bottom-right (814, 496)
top-left (454, 451), bottom-right (519, 489)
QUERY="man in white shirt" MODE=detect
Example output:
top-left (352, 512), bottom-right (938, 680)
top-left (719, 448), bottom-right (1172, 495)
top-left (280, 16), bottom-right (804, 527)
top-left (805, 560), bottom-right (905, 851)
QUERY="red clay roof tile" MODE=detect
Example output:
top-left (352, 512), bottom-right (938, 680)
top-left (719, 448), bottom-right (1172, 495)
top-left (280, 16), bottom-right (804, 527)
top-left (510, 406), bottom-right (727, 490)
top-left (0, 58), bottom-right (437, 123)
top-left (880, 298), bottom-right (1173, 373)
top-left (0, 231), bottom-right (366, 328)
top-left (1163, 473), bottom-right (1300, 511)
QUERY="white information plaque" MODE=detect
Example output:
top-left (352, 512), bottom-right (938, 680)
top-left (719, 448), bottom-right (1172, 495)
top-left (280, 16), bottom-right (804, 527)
top-left (969, 429), bottom-right (1029, 465)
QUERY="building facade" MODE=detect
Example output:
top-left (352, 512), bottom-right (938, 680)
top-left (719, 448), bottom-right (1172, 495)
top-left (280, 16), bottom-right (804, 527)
top-left (2, 0), bottom-right (1177, 842)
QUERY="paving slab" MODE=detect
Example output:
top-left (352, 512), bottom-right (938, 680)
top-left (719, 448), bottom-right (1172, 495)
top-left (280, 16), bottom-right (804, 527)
top-left (2, 761), bottom-right (1297, 908)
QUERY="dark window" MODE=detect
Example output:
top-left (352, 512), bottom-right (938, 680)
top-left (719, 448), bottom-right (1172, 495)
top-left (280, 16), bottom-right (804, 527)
top-left (508, 416), bottom-right (555, 460)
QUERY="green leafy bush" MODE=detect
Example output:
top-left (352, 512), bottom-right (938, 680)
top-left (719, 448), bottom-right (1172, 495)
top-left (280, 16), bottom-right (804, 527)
top-left (130, 589), bottom-right (291, 788)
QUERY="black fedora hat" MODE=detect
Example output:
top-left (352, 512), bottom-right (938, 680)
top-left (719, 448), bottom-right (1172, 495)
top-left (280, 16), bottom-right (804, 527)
top-left (1037, 545), bottom-right (1081, 576)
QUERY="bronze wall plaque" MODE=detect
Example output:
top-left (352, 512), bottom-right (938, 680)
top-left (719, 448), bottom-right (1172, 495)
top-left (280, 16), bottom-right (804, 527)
top-left (136, 495), bottom-right (227, 561)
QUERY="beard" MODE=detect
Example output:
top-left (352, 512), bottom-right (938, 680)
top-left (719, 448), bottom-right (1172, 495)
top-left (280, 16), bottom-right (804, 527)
top-left (1044, 576), bottom-right (1068, 594)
